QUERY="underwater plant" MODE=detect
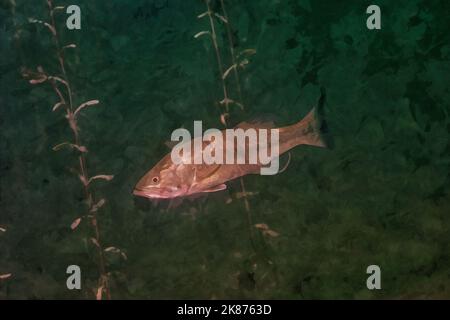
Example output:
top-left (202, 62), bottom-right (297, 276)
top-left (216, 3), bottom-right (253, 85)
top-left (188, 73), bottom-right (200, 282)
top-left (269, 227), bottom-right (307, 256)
top-left (0, 225), bottom-right (12, 282)
top-left (21, 0), bottom-right (120, 300)
top-left (195, 0), bottom-right (262, 235)
top-left (194, 1), bottom-right (286, 292)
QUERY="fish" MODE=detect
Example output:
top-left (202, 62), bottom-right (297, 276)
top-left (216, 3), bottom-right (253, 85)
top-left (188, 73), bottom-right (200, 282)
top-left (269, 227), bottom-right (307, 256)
top-left (133, 94), bottom-right (330, 199)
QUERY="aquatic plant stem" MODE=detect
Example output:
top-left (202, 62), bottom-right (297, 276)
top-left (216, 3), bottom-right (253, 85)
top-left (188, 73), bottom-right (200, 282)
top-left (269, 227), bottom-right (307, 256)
top-left (216, 1), bottom-right (253, 237)
top-left (218, 0), bottom-right (252, 217)
top-left (205, 0), bottom-right (230, 113)
top-left (239, 176), bottom-right (254, 241)
top-left (219, 0), bottom-right (243, 105)
top-left (46, 0), bottom-right (111, 299)
top-left (202, 0), bottom-right (254, 243)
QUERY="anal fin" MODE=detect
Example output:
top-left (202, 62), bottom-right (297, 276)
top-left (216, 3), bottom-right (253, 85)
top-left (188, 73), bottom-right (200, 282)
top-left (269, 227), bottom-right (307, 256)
top-left (201, 184), bottom-right (227, 193)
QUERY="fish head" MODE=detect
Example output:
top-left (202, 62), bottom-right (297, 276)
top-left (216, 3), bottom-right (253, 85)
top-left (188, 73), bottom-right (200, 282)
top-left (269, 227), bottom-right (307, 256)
top-left (133, 155), bottom-right (191, 199)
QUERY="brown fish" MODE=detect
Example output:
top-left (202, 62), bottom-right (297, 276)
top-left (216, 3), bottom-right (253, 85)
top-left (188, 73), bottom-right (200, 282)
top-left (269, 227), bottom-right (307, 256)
top-left (133, 102), bottom-right (330, 199)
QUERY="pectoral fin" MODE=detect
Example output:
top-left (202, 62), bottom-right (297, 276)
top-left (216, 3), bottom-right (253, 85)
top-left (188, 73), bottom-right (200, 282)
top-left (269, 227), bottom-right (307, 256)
top-left (201, 184), bottom-right (227, 193)
top-left (193, 164), bottom-right (222, 181)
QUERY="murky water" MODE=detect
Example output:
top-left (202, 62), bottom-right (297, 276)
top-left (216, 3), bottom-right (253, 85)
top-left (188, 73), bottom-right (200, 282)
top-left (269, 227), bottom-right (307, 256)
top-left (1, 0), bottom-right (449, 299)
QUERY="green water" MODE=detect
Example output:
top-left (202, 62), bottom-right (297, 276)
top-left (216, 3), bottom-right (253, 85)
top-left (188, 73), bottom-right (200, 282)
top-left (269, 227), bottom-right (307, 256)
top-left (1, 0), bottom-right (449, 299)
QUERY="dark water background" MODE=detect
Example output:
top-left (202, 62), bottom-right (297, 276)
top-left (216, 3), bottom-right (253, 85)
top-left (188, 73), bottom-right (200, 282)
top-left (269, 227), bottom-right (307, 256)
top-left (1, 0), bottom-right (449, 299)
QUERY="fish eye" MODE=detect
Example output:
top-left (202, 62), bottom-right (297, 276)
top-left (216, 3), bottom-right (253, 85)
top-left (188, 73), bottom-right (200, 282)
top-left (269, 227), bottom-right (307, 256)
top-left (152, 176), bottom-right (159, 184)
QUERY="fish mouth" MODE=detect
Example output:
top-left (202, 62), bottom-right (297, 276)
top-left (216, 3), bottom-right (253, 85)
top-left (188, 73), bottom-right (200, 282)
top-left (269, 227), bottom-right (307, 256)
top-left (133, 187), bottom-right (171, 199)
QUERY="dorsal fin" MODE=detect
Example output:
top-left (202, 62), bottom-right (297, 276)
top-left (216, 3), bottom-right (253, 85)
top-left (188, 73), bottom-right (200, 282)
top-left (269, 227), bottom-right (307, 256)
top-left (192, 163), bottom-right (222, 181)
top-left (234, 118), bottom-right (276, 130)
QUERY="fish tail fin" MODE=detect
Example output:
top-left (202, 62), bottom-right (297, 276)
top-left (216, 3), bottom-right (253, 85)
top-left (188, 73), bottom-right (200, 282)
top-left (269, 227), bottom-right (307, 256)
top-left (293, 87), bottom-right (333, 148)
